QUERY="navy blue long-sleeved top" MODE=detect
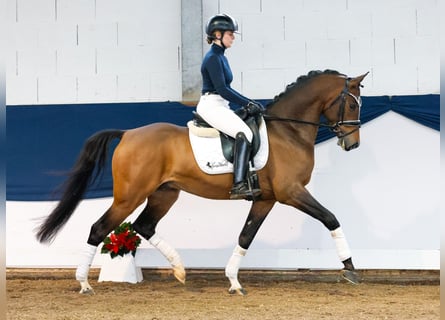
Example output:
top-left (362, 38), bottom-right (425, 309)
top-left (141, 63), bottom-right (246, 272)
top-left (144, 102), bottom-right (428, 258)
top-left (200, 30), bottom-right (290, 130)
top-left (201, 44), bottom-right (250, 107)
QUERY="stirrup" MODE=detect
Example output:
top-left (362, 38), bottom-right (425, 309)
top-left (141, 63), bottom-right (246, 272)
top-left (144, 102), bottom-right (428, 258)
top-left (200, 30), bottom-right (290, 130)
top-left (230, 182), bottom-right (250, 200)
top-left (230, 182), bottom-right (261, 200)
top-left (246, 188), bottom-right (262, 201)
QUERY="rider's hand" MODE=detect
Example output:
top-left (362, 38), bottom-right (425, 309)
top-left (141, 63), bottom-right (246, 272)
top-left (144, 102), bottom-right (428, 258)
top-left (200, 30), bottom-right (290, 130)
top-left (246, 101), bottom-right (265, 116)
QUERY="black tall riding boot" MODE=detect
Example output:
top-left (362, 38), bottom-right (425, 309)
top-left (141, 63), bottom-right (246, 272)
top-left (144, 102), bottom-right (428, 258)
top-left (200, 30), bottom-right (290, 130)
top-left (230, 132), bottom-right (261, 200)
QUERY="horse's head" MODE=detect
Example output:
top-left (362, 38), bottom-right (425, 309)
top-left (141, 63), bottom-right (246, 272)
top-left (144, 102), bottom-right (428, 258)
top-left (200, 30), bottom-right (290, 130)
top-left (323, 72), bottom-right (369, 151)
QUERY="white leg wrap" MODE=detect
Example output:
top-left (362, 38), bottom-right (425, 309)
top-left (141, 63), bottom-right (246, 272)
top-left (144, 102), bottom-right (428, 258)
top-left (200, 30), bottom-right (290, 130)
top-left (75, 244), bottom-right (97, 281)
top-left (149, 233), bottom-right (185, 284)
top-left (225, 245), bottom-right (247, 290)
top-left (331, 227), bottom-right (352, 261)
top-left (149, 233), bottom-right (183, 268)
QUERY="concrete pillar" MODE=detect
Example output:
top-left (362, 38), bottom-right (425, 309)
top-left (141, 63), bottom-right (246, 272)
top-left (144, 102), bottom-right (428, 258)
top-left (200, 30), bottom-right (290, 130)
top-left (181, 0), bottom-right (203, 103)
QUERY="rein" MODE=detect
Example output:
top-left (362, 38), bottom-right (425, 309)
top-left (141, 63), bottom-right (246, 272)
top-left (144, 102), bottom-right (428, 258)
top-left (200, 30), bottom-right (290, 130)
top-left (263, 78), bottom-right (362, 137)
top-left (263, 114), bottom-right (334, 128)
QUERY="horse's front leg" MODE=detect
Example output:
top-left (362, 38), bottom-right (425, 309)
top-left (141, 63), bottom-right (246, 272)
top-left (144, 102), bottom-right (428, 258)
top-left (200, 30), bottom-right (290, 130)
top-left (225, 200), bottom-right (275, 295)
top-left (287, 187), bottom-right (359, 284)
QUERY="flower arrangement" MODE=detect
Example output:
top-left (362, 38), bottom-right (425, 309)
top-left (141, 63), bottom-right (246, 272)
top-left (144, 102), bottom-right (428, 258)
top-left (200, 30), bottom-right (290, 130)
top-left (101, 222), bottom-right (141, 259)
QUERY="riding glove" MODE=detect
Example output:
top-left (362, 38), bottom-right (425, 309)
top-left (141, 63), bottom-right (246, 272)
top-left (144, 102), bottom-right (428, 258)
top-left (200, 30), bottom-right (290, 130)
top-left (246, 101), bottom-right (265, 116)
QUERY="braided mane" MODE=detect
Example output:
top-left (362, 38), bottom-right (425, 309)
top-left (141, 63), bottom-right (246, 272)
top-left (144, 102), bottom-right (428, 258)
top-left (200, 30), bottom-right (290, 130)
top-left (268, 69), bottom-right (344, 106)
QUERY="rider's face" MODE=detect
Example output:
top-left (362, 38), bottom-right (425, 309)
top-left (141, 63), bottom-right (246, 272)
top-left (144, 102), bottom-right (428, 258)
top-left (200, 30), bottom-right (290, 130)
top-left (215, 30), bottom-right (235, 48)
top-left (222, 31), bottom-right (235, 48)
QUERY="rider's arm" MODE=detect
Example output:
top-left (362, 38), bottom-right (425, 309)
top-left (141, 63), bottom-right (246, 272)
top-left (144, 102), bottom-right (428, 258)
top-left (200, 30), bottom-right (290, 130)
top-left (205, 54), bottom-right (251, 108)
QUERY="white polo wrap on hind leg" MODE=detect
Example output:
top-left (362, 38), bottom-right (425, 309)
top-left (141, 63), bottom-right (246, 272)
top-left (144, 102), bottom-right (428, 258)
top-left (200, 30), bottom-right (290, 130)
top-left (225, 245), bottom-right (247, 289)
top-left (149, 233), bottom-right (183, 269)
top-left (76, 243), bottom-right (97, 281)
top-left (330, 227), bottom-right (352, 261)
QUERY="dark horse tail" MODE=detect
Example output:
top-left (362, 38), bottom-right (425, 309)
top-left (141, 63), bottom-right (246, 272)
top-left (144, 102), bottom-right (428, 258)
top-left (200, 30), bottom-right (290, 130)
top-left (36, 129), bottom-right (124, 243)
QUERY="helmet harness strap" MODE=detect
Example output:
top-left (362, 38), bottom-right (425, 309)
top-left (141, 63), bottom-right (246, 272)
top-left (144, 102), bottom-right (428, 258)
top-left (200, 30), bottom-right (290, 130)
top-left (211, 30), bottom-right (227, 49)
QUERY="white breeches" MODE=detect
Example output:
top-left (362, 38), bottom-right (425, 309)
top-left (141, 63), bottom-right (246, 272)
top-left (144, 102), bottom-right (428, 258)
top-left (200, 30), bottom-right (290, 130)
top-left (196, 94), bottom-right (253, 143)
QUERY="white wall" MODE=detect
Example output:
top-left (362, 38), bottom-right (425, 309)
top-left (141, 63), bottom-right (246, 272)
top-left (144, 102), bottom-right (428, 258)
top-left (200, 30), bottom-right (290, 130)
top-left (6, 112), bottom-right (439, 269)
top-left (5, 0), bottom-right (440, 105)
top-left (5, 0), bottom-right (182, 105)
top-left (221, 0), bottom-right (439, 98)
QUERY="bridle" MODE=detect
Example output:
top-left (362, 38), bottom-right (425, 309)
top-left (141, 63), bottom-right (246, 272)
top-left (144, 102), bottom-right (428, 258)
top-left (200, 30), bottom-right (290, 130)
top-left (263, 78), bottom-right (362, 138)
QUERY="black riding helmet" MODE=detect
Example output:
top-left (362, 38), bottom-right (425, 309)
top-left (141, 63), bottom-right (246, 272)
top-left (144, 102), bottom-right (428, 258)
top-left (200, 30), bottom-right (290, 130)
top-left (205, 14), bottom-right (239, 37)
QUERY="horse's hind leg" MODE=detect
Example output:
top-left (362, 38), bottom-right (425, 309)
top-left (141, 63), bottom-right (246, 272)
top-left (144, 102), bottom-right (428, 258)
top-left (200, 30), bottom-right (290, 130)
top-left (76, 197), bottom-right (146, 294)
top-left (132, 185), bottom-right (185, 284)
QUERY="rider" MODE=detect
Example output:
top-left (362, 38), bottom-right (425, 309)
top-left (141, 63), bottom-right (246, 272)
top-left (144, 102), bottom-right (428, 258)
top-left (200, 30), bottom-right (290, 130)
top-left (196, 13), bottom-right (263, 200)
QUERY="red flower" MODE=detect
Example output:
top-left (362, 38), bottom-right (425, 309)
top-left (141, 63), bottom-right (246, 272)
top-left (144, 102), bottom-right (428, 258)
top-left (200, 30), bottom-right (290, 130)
top-left (100, 222), bottom-right (141, 259)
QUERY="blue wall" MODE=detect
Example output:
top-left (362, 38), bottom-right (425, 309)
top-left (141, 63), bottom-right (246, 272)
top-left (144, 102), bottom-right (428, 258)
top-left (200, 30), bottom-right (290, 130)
top-left (6, 94), bottom-right (439, 201)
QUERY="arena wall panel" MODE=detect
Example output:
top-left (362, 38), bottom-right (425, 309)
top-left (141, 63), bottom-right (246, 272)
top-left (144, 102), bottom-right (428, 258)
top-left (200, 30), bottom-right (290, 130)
top-left (5, 75), bottom-right (37, 104)
top-left (76, 75), bottom-right (117, 103)
top-left (116, 73), bottom-right (151, 102)
top-left (219, 0), bottom-right (262, 14)
top-left (262, 42), bottom-right (305, 69)
top-left (5, 0), bottom-right (439, 104)
top-left (225, 42), bottom-right (263, 70)
top-left (17, 48), bottom-right (56, 77)
top-left (56, 0), bottom-right (96, 23)
top-left (372, 65), bottom-right (419, 95)
top-left (149, 71), bottom-right (182, 101)
top-left (416, 6), bottom-right (438, 36)
top-left (284, 13), bottom-right (328, 41)
top-left (241, 69), bottom-right (285, 99)
top-left (77, 23), bottom-right (117, 48)
top-left (305, 39), bottom-right (350, 71)
top-left (4, 0), bottom-right (439, 270)
top-left (56, 47), bottom-right (96, 76)
top-left (260, 0), bottom-right (303, 15)
top-left (326, 12), bottom-right (372, 40)
top-left (241, 15), bottom-right (284, 43)
top-left (17, 0), bottom-right (55, 23)
top-left (38, 75), bottom-right (77, 104)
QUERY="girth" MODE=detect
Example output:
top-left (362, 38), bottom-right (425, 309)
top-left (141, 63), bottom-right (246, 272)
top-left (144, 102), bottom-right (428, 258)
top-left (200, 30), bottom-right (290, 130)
top-left (192, 110), bottom-right (262, 164)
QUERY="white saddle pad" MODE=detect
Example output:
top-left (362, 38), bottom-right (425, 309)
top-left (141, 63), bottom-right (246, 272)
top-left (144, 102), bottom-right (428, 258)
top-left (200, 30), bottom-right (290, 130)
top-left (188, 119), bottom-right (269, 175)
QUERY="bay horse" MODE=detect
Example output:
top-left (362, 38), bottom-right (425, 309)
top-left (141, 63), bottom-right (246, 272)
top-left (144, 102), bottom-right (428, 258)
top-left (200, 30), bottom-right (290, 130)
top-left (36, 70), bottom-right (368, 295)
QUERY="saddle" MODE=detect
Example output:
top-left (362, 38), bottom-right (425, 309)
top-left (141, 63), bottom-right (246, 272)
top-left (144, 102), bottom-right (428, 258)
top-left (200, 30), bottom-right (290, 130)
top-left (191, 109), bottom-right (263, 165)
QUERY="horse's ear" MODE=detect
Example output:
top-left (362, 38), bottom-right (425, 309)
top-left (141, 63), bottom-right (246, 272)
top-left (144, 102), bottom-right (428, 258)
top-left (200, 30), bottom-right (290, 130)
top-left (351, 72), bottom-right (369, 86)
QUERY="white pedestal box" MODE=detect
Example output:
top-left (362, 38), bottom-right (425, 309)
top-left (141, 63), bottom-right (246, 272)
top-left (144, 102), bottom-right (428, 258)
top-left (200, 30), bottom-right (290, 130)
top-left (98, 254), bottom-right (143, 283)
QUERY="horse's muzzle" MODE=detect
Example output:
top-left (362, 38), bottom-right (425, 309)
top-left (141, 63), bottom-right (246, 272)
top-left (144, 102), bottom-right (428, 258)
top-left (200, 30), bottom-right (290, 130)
top-left (337, 138), bottom-right (360, 151)
top-left (345, 141), bottom-right (360, 151)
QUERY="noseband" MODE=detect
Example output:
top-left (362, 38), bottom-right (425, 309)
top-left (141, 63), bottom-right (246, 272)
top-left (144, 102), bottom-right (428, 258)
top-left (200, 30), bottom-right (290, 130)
top-left (263, 78), bottom-right (362, 138)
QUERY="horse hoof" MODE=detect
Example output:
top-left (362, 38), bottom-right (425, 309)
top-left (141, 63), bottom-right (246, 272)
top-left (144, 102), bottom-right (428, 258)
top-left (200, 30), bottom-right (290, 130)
top-left (79, 280), bottom-right (95, 294)
top-left (342, 269), bottom-right (360, 284)
top-left (79, 287), bottom-right (94, 295)
top-left (173, 266), bottom-right (186, 284)
top-left (228, 287), bottom-right (247, 296)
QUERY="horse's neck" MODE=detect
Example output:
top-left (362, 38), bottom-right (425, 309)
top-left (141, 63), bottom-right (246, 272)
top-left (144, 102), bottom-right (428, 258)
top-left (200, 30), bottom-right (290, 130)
top-left (278, 91), bottom-right (322, 120)
top-left (267, 90), bottom-right (324, 145)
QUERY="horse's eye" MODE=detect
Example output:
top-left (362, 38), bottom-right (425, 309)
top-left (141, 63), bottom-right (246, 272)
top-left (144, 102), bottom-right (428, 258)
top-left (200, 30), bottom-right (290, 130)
top-left (349, 103), bottom-right (358, 111)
